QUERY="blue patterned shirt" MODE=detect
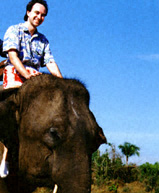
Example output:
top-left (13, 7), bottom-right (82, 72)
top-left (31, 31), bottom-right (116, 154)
top-left (3, 22), bottom-right (55, 70)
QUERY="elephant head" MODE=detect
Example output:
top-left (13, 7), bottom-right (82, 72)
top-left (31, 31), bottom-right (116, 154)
top-left (1, 74), bottom-right (106, 193)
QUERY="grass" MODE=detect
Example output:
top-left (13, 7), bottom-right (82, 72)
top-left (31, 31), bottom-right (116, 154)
top-left (32, 187), bottom-right (52, 193)
top-left (32, 181), bottom-right (151, 193)
top-left (30, 180), bottom-right (156, 193)
top-left (91, 181), bottom-right (152, 193)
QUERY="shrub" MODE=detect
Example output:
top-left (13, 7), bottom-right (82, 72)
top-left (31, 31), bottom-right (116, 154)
top-left (139, 162), bottom-right (159, 192)
top-left (108, 184), bottom-right (118, 193)
top-left (122, 187), bottom-right (131, 192)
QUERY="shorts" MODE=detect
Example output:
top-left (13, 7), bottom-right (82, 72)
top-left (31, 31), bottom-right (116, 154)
top-left (3, 65), bottom-right (38, 89)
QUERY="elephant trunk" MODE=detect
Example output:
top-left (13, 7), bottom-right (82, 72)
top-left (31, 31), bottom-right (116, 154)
top-left (57, 174), bottom-right (91, 193)
top-left (51, 150), bottom-right (92, 193)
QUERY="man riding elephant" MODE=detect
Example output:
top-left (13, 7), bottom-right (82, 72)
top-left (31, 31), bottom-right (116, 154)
top-left (3, 0), bottom-right (62, 89)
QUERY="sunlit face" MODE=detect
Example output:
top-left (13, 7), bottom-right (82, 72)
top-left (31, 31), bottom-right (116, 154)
top-left (27, 3), bottom-right (46, 28)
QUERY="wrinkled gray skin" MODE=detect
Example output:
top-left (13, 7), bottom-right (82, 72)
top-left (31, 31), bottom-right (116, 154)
top-left (0, 74), bottom-right (106, 193)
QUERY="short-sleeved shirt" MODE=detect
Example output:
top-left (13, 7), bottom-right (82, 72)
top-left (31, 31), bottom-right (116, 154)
top-left (3, 22), bottom-right (55, 70)
top-left (3, 22), bottom-right (55, 89)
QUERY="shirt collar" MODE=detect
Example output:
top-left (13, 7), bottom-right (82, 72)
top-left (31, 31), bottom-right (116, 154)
top-left (23, 22), bottom-right (39, 37)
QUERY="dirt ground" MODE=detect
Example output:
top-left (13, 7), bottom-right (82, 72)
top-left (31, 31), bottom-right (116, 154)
top-left (91, 181), bottom-right (151, 193)
top-left (32, 181), bottom-right (150, 193)
top-left (0, 180), bottom-right (152, 193)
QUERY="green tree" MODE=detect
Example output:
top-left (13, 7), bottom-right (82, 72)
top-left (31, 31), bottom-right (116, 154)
top-left (118, 142), bottom-right (140, 166)
top-left (139, 162), bottom-right (159, 192)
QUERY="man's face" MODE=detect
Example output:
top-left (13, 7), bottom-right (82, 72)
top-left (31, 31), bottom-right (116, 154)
top-left (27, 3), bottom-right (46, 28)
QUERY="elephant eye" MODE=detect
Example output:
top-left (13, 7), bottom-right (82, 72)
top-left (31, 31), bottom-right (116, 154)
top-left (49, 127), bottom-right (60, 140)
top-left (42, 127), bottom-right (61, 149)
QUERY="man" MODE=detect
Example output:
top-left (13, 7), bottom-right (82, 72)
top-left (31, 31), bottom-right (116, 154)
top-left (3, 0), bottom-right (62, 89)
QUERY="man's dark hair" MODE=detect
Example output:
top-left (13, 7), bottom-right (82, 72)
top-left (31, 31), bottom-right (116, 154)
top-left (24, 0), bottom-right (48, 21)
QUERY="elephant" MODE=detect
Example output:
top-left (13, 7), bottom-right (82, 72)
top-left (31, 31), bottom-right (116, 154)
top-left (0, 74), bottom-right (106, 193)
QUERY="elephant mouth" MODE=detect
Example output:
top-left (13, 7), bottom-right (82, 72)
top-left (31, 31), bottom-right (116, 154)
top-left (26, 173), bottom-right (54, 188)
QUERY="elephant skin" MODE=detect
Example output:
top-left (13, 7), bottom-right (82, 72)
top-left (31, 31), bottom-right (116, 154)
top-left (0, 74), bottom-right (106, 193)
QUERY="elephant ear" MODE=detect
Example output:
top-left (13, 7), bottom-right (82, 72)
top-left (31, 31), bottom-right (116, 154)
top-left (1, 88), bottom-right (21, 122)
top-left (0, 87), bottom-right (19, 102)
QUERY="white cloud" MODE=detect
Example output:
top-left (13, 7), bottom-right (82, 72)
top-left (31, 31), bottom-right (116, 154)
top-left (137, 54), bottom-right (159, 61)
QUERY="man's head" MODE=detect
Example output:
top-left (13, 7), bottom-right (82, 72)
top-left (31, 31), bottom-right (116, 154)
top-left (24, 0), bottom-right (48, 21)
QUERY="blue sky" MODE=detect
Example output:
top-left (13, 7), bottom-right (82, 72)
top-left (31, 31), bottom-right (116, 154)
top-left (1, 0), bottom-right (159, 165)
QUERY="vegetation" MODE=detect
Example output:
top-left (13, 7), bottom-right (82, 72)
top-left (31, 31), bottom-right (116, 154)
top-left (139, 162), bottom-right (159, 192)
top-left (118, 142), bottom-right (140, 166)
top-left (91, 142), bottom-right (159, 193)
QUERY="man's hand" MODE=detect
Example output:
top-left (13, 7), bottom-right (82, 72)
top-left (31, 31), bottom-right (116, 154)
top-left (8, 49), bottom-right (42, 79)
top-left (25, 70), bottom-right (42, 79)
top-left (46, 62), bottom-right (62, 78)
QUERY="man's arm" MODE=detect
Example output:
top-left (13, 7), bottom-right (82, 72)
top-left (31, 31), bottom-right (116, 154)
top-left (8, 49), bottom-right (41, 79)
top-left (46, 62), bottom-right (62, 78)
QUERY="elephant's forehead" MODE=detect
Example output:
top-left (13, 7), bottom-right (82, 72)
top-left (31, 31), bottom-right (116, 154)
top-left (27, 89), bottom-right (64, 112)
top-left (19, 87), bottom-right (94, 139)
top-left (25, 103), bottom-right (64, 125)
top-left (20, 93), bottom-right (67, 131)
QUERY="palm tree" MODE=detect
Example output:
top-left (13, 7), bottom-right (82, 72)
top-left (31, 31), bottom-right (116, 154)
top-left (118, 142), bottom-right (140, 166)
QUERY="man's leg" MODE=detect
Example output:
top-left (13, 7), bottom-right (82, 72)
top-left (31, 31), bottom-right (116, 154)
top-left (0, 142), bottom-right (9, 178)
